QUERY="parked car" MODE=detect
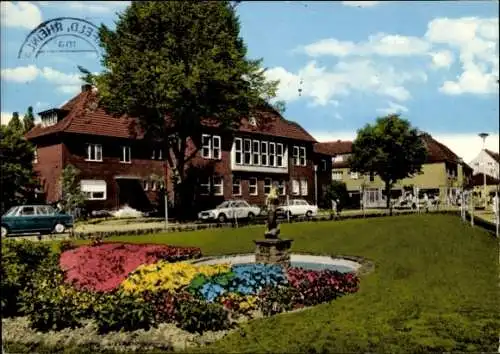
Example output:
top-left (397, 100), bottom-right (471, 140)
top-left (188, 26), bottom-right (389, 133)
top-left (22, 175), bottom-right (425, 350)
top-left (198, 200), bottom-right (261, 223)
top-left (276, 199), bottom-right (318, 218)
top-left (1, 205), bottom-right (74, 237)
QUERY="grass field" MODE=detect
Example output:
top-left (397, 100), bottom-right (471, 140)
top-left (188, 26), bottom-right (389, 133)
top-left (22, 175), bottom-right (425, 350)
top-left (47, 214), bottom-right (499, 353)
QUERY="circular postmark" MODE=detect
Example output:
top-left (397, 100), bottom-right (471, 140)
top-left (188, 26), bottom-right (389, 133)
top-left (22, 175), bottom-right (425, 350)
top-left (18, 17), bottom-right (101, 59)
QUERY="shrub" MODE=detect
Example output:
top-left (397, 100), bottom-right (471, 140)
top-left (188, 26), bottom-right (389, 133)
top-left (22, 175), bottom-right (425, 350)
top-left (93, 291), bottom-right (156, 334)
top-left (59, 239), bottom-right (77, 253)
top-left (60, 243), bottom-right (202, 292)
top-left (1, 240), bottom-right (54, 317)
top-left (121, 262), bottom-right (230, 295)
top-left (174, 297), bottom-right (230, 334)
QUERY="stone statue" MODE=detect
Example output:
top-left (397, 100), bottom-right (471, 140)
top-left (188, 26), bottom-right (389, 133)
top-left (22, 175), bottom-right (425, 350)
top-left (265, 182), bottom-right (280, 239)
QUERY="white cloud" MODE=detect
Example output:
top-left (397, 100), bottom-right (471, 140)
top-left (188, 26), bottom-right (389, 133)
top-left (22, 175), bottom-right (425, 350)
top-left (1, 65), bottom-right (39, 83)
top-left (303, 33), bottom-right (430, 57)
top-left (311, 131), bottom-right (500, 163)
top-left (265, 60), bottom-right (426, 106)
top-left (1, 1), bottom-right (42, 29)
top-left (1, 65), bottom-right (86, 95)
top-left (1, 112), bottom-right (14, 126)
top-left (342, 1), bottom-right (380, 8)
top-left (376, 101), bottom-right (409, 115)
top-left (429, 50), bottom-right (454, 69)
top-left (426, 17), bottom-right (499, 95)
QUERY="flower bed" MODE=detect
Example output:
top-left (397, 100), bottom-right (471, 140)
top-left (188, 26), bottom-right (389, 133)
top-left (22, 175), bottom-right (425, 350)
top-left (59, 243), bottom-right (202, 292)
top-left (18, 242), bottom-right (360, 350)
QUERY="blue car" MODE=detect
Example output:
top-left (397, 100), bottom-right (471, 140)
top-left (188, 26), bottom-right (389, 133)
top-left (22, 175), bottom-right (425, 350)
top-left (1, 205), bottom-right (74, 237)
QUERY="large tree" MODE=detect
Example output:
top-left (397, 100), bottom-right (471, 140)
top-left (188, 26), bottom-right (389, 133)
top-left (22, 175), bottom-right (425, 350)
top-left (348, 114), bottom-right (427, 215)
top-left (0, 125), bottom-right (38, 213)
top-left (59, 164), bottom-right (86, 214)
top-left (8, 112), bottom-right (23, 132)
top-left (23, 106), bottom-right (35, 134)
top-left (82, 1), bottom-right (281, 216)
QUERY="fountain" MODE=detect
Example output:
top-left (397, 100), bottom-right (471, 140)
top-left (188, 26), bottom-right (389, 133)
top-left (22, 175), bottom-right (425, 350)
top-left (251, 183), bottom-right (294, 267)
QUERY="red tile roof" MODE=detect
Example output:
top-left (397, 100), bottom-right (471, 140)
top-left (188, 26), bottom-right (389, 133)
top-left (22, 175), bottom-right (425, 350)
top-left (25, 90), bottom-right (316, 143)
top-left (485, 149), bottom-right (500, 163)
top-left (314, 133), bottom-right (466, 166)
top-left (313, 140), bottom-right (353, 155)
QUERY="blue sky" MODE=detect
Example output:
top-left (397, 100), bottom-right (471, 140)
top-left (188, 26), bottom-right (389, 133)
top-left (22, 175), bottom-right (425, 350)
top-left (1, 1), bottom-right (498, 162)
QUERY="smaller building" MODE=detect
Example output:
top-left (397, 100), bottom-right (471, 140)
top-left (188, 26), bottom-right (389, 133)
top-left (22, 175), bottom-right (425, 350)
top-left (314, 134), bottom-right (474, 208)
top-left (471, 173), bottom-right (500, 205)
top-left (469, 149), bottom-right (500, 179)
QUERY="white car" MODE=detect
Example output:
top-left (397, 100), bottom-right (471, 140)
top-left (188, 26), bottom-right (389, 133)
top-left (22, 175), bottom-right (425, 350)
top-left (276, 199), bottom-right (318, 218)
top-left (198, 200), bottom-right (261, 223)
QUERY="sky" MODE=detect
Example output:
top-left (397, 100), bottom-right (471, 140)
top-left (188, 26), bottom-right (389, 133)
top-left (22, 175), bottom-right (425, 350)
top-left (1, 1), bottom-right (499, 163)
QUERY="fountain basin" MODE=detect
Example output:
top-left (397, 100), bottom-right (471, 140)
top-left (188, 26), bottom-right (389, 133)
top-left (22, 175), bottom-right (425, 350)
top-left (189, 254), bottom-right (361, 273)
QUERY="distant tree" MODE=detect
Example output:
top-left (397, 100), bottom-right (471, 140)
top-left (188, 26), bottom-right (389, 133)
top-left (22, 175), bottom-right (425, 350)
top-left (23, 106), bottom-right (35, 134)
top-left (348, 114), bottom-right (427, 215)
top-left (0, 125), bottom-right (37, 213)
top-left (81, 1), bottom-right (281, 219)
top-left (323, 181), bottom-right (350, 211)
top-left (59, 164), bottom-right (86, 214)
top-left (7, 112), bottom-right (23, 132)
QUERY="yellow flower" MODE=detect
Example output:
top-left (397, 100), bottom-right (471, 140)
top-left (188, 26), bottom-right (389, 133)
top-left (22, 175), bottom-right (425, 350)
top-left (120, 261), bottom-right (231, 295)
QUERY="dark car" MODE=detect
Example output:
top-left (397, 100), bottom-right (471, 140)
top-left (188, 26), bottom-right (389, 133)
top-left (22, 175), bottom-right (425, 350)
top-left (1, 205), bottom-right (74, 237)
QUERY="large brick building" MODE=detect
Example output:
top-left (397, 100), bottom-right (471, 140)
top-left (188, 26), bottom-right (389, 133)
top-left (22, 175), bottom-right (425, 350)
top-left (26, 85), bottom-right (329, 213)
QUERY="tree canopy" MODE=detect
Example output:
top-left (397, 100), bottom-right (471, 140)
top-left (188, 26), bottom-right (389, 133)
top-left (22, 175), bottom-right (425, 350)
top-left (349, 114), bottom-right (427, 213)
top-left (23, 106), bottom-right (35, 134)
top-left (0, 124), bottom-right (37, 213)
top-left (8, 112), bottom-right (23, 132)
top-left (59, 164), bottom-right (86, 214)
top-left (83, 1), bottom-right (283, 216)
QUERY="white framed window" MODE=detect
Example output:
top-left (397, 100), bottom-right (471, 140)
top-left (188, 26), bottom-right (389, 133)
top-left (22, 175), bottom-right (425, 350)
top-left (261, 141), bottom-right (268, 166)
top-left (213, 176), bottom-right (223, 196)
top-left (86, 144), bottom-right (102, 162)
top-left (234, 138), bottom-right (242, 164)
top-left (269, 142), bottom-right (276, 167)
top-left (321, 159), bottom-right (327, 171)
top-left (332, 170), bottom-right (343, 180)
top-left (151, 181), bottom-right (158, 191)
top-left (143, 180), bottom-right (149, 191)
top-left (252, 140), bottom-right (260, 165)
top-left (299, 147), bottom-right (306, 166)
top-left (350, 171), bottom-right (359, 179)
top-left (276, 143), bottom-right (284, 167)
top-left (200, 177), bottom-right (210, 195)
top-left (292, 179), bottom-right (300, 195)
top-left (212, 136), bottom-right (221, 159)
top-left (201, 134), bottom-right (221, 159)
top-left (278, 180), bottom-right (286, 196)
top-left (80, 180), bottom-right (106, 200)
top-left (152, 148), bottom-right (163, 160)
top-left (33, 148), bottom-right (38, 164)
top-left (293, 146), bottom-right (299, 166)
top-left (243, 139), bottom-right (252, 165)
top-left (152, 149), bottom-right (156, 160)
top-left (232, 177), bottom-right (241, 196)
top-left (300, 178), bottom-right (308, 196)
top-left (264, 178), bottom-right (272, 195)
top-left (249, 177), bottom-right (258, 196)
top-left (121, 146), bottom-right (131, 163)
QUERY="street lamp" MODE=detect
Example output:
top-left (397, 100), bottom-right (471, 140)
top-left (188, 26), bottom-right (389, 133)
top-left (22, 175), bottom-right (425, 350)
top-left (479, 133), bottom-right (489, 208)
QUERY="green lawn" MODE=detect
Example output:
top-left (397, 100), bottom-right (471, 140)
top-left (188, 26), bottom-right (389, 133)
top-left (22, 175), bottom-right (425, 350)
top-left (52, 214), bottom-right (498, 353)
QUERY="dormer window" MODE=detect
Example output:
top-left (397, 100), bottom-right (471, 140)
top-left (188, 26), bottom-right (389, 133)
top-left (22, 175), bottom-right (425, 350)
top-left (249, 116), bottom-right (257, 127)
top-left (39, 108), bottom-right (66, 128)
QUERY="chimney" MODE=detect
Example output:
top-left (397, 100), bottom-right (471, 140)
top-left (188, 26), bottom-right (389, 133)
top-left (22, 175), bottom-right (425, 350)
top-left (81, 84), bottom-right (92, 92)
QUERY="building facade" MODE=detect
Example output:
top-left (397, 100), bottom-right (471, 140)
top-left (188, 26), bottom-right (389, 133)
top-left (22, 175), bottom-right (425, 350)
top-left (314, 134), bottom-right (474, 208)
top-left (26, 85), bottom-right (325, 214)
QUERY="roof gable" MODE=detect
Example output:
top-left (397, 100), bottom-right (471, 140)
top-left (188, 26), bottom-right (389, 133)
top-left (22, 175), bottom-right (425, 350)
top-left (485, 149), bottom-right (500, 163)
